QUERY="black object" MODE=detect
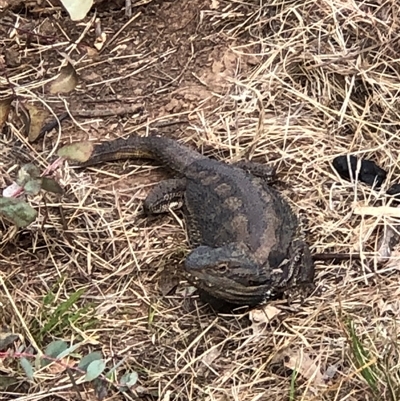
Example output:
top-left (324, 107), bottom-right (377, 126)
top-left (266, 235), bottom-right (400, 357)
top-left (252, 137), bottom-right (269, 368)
top-left (332, 155), bottom-right (387, 188)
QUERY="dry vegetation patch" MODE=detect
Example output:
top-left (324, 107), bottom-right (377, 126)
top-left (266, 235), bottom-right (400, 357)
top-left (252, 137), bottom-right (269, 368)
top-left (2, 0), bottom-right (400, 400)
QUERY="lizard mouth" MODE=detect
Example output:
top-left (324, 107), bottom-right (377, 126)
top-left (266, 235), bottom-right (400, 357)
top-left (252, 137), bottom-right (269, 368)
top-left (185, 271), bottom-right (275, 305)
top-left (184, 245), bottom-right (277, 305)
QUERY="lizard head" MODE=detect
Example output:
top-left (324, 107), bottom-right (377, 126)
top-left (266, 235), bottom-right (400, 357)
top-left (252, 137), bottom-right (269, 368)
top-left (184, 241), bottom-right (315, 306)
top-left (184, 244), bottom-right (276, 306)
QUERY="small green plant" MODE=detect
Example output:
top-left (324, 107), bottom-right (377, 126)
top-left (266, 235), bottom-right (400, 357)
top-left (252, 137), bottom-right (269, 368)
top-left (0, 162), bottom-right (63, 227)
top-left (31, 280), bottom-right (98, 342)
top-left (346, 318), bottom-right (379, 394)
top-left (289, 365), bottom-right (299, 401)
top-left (0, 337), bottom-right (138, 399)
top-left (0, 141), bottom-right (94, 229)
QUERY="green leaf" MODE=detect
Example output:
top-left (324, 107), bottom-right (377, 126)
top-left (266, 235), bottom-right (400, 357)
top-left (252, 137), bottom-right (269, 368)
top-left (57, 142), bottom-right (94, 163)
top-left (42, 340), bottom-right (69, 367)
top-left (17, 163), bottom-right (40, 183)
top-left (68, 307), bottom-right (86, 325)
top-left (43, 290), bottom-right (56, 306)
top-left (56, 342), bottom-right (83, 360)
top-left (23, 178), bottom-right (42, 195)
top-left (16, 164), bottom-right (42, 195)
top-left (78, 351), bottom-right (103, 371)
top-left (20, 357), bottom-right (34, 380)
top-left (105, 356), bottom-right (126, 379)
top-left (120, 372), bottom-right (138, 388)
top-left (40, 288), bottom-right (85, 335)
top-left (42, 277), bottom-right (64, 306)
top-left (0, 197), bottom-right (37, 227)
top-left (41, 177), bottom-right (64, 194)
top-left (84, 359), bottom-right (106, 382)
top-left (346, 319), bottom-right (378, 393)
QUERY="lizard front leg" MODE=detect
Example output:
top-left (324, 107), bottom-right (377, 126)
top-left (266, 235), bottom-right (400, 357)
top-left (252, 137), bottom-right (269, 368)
top-left (144, 178), bottom-right (187, 214)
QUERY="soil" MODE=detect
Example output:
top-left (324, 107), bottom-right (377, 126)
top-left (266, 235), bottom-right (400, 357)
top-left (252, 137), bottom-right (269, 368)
top-left (2, 0), bottom-right (400, 400)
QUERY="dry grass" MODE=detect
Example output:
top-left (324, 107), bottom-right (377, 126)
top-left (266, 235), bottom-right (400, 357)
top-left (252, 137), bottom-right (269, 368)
top-left (2, 0), bottom-right (400, 400)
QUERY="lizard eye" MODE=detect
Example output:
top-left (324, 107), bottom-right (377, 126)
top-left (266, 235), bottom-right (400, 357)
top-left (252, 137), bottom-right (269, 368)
top-left (216, 263), bottom-right (229, 273)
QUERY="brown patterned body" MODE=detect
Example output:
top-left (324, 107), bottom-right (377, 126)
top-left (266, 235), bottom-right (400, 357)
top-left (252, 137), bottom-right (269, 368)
top-left (77, 135), bottom-right (315, 307)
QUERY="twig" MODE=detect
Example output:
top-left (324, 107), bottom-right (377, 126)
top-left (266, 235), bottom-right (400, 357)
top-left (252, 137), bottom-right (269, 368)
top-left (66, 367), bottom-right (84, 401)
top-left (34, 105), bottom-right (143, 142)
top-left (72, 104), bottom-right (143, 118)
top-left (312, 253), bottom-right (368, 261)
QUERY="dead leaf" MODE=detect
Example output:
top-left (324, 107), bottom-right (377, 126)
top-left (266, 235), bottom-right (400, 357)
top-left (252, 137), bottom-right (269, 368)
top-left (41, 177), bottom-right (64, 195)
top-left (0, 330), bottom-right (20, 351)
top-left (249, 305), bottom-right (281, 336)
top-left (0, 375), bottom-right (18, 389)
top-left (94, 32), bottom-right (107, 51)
top-left (377, 219), bottom-right (400, 261)
top-left (202, 348), bottom-right (221, 366)
top-left (0, 0), bottom-right (9, 12)
top-left (49, 62), bottom-right (78, 94)
top-left (17, 104), bottom-right (31, 137)
top-left (199, 347), bottom-right (221, 373)
top-left (60, 0), bottom-right (93, 21)
top-left (0, 97), bottom-right (12, 128)
top-left (382, 250), bottom-right (400, 269)
top-left (175, 286), bottom-right (197, 297)
top-left (250, 304), bottom-right (281, 324)
top-left (94, 18), bottom-right (107, 51)
top-left (57, 141), bottom-right (94, 163)
top-left (324, 364), bottom-right (339, 380)
top-left (25, 104), bottom-right (49, 142)
top-left (158, 270), bottom-right (179, 296)
top-left (45, 356), bottom-right (77, 374)
top-left (210, 0), bottom-right (220, 9)
top-left (82, 45), bottom-right (98, 58)
top-left (377, 298), bottom-right (400, 317)
top-left (283, 349), bottom-right (325, 386)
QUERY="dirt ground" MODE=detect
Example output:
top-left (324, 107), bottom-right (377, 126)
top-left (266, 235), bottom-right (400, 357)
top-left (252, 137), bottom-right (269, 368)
top-left (2, 0), bottom-right (400, 400)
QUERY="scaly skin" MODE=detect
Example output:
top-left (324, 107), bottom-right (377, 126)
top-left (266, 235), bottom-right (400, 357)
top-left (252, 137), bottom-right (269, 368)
top-left (76, 135), bottom-right (315, 307)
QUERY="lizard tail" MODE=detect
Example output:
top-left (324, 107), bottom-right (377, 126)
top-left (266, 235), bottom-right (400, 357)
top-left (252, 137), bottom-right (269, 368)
top-left (76, 135), bottom-right (205, 174)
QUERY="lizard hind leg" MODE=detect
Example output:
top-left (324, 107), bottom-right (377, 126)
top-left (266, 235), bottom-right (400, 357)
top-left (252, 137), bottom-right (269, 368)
top-left (143, 178), bottom-right (187, 215)
top-left (281, 240), bottom-right (315, 302)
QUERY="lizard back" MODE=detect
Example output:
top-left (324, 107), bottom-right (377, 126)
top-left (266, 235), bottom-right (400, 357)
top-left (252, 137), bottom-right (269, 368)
top-left (183, 158), bottom-right (298, 268)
